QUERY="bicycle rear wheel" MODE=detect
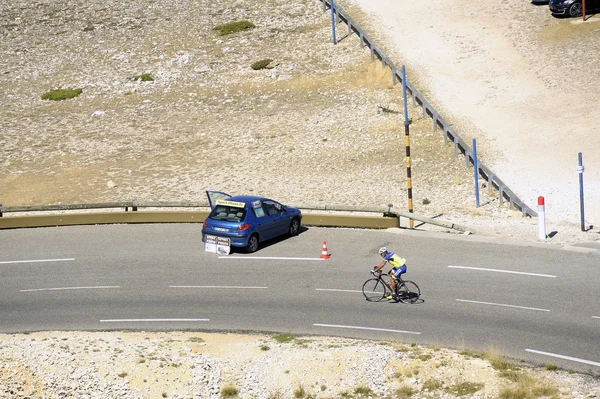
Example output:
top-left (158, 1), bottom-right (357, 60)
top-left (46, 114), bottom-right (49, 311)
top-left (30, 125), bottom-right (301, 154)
top-left (397, 280), bottom-right (420, 304)
top-left (362, 278), bottom-right (387, 302)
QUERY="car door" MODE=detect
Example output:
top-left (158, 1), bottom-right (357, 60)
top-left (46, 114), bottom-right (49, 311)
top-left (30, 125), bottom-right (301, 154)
top-left (262, 201), bottom-right (288, 237)
top-left (250, 200), bottom-right (277, 240)
top-left (205, 190), bottom-right (231, 210)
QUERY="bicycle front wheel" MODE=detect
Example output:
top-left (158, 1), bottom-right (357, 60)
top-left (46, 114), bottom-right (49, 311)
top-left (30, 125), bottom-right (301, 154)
top-left (397, 281), bottom-right (420, 304)
top-left (362, 278), bottom-right (387, 302)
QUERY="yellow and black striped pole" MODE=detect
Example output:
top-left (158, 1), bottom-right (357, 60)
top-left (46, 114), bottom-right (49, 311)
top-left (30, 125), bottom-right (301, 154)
top-left (401, 65), bottom-right (414, 228)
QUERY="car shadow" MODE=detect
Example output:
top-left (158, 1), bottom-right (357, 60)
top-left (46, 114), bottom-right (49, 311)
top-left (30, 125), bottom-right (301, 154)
top-left (228, 225), bottom-right (310, 254)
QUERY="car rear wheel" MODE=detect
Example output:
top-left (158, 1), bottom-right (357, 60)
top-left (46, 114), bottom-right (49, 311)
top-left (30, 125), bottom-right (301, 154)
top-left (289, 217), bottom-right (300, 237)
top-left (246, 234), bottom-right (259, 253)
top-left (568, 2), bottom-right (583, 17)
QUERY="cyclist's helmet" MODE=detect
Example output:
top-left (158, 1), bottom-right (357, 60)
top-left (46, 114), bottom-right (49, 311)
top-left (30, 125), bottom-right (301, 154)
top-left (378, 247), bottom-right (388, 255)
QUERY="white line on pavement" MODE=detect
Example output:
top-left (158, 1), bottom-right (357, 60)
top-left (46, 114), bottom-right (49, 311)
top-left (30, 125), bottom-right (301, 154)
top-left (219, 256), bottom-right (324, 261)
top-left (525, 349), bottom-right (600, 367)
top-left (448, 265), bottom-right (556, 278)
top-left (456, 299), bottom-right (550, 312)
top-left (0, 258), bottom-right (75, 265)
top-left (21, 286), bottom-right (120, 292)
top-left (169, 286), bottom-right (268, 289)
top-left (314, 323), bottom-right (421, 335)
top-left (316, 288), bottom-right (362, 293)
top-left (593, 316), bottom-right (600, 319)
top-left (100, 319), bottom-right (209, 323)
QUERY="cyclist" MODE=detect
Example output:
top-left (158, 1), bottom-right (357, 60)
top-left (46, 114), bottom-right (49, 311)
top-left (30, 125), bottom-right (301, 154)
top-left (373, 247), bottom-right (407, 300)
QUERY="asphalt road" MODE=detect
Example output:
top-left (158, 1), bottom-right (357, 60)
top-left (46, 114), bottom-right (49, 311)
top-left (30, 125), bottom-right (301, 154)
top-left (1, 224), bottom-right (599, 374)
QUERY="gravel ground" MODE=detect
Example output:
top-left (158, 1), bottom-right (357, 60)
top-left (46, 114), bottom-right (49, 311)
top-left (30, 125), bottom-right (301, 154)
top-left (1, 331), bottom-right (599, 399)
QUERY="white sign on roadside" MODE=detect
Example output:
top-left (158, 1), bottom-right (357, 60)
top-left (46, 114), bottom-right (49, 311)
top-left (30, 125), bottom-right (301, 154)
top-left (205, 235), bottom-right (231, 255)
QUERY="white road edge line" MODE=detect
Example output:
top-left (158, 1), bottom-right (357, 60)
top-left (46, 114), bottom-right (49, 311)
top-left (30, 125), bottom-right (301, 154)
top-left (593, 316), bottom-right (600, 319)
top-left (316, 288), bottom-right (362, 293)
top-left (100, 319), bottom-right (209, 323)
top-left (525, 349), bottom-right (600, 367)
top-left (0, 258), bottom-right (75, 265)
top-left (21, 286), bottom-right (120, 292)
top-left (448, 265), bottom-right (556, 278)
top-left (456, 299), bottom-right (550, 312)
top-left (169, 286), bottom-right (268, 289)
top-left (219, 256), bottom-right (325, 261)
top-left (314, 323), bottom-right (421, 335)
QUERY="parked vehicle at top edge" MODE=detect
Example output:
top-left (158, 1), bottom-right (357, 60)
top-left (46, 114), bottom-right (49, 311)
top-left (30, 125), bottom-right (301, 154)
top-left (549, 0), bottom-right (600, 17)
top-left (202, 190), bottom-right (302, 253)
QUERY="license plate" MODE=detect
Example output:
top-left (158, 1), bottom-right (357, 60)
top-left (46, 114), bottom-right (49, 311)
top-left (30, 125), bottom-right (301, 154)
top-left (214, 227), bottom-right (228, 232)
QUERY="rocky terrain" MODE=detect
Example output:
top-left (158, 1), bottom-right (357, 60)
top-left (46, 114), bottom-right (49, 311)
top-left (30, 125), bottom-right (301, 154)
top-left (1, 331), bottom-right (599, 399)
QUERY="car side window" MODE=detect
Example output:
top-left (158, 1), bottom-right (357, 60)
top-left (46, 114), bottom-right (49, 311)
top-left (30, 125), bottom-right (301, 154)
top-left (264, 202), bottom-right (282, 216)
top-left (253, 206), bottom-right (266, 218)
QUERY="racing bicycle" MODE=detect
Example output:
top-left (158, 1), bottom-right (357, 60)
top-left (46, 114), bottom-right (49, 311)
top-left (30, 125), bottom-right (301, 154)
top-left (362, 270), bottom-right (420, 304)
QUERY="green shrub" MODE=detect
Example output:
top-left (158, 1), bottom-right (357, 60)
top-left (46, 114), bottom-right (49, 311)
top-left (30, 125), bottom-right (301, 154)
top-left (422, 198), bottom-right (431, 205)
top-left (353, 385), bottom-right (373, 396)
top-left (214, 21), bottom-right (255, 36)
top-left (395, 385), bottom-right (416, 398)
top-left (294, 385), bottom-right (305, 398)
top-left (188, 337), bottom-right (204, 343)
top-left (41, 88), bottom-right (82, 101)
top-left (251, 58), bottom-right (273, 70)
top-left (133, 73), bottom-right (154, 82)
top-left (444, 382), bottom-right (484, 396)
top-left (273, 333), bottom-right (294, 343)
top-left (422, 379), bottom-right (441, 391)
top-left (221, 385), bottom-right (238, 398)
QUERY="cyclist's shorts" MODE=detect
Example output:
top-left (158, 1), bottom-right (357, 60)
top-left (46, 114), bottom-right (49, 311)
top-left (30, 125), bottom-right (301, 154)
top-left (391, 265), bottom-right (407, 278)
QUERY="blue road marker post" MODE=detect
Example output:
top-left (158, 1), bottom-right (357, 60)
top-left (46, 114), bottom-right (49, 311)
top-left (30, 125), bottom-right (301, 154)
top-left (473, 139), bottom-right (480, 208)
top-left (330, 0), bottom-right (337, 45)
top-left (578, 152), bottom-right (585, 231)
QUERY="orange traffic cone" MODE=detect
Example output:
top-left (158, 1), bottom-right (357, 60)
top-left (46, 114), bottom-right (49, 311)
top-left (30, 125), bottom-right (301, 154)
top-left (320, 241), bottom-right (330, 259)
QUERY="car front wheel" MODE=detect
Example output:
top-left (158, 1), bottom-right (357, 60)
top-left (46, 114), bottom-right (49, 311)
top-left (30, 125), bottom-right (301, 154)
top-left (246, 234), bottom-right (259, 253)
top-left (568, 2), bottom-right (583, 17)
top-left (289, 217), bottom-right (300, 237)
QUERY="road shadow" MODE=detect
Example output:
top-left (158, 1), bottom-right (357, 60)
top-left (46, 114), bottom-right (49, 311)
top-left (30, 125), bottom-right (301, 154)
top-left (228, 225), bottom-right (310, 254)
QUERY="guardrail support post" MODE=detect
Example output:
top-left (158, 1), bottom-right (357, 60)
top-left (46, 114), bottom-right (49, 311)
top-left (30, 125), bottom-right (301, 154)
top-left (132, 199), bottom-right (138, 212)
top-left (499, 185), bottom-right (504, 206)
top-left (0, 204), bottom-right (3, 218)
top-left (488, 174), bottom-right (494, 196)
top-left (453, 138), bottom-right (459, 155)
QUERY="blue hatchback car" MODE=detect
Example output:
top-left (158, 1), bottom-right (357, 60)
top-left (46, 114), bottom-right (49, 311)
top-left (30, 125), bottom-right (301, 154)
top-left (202, 191), bottom-right (302, 253)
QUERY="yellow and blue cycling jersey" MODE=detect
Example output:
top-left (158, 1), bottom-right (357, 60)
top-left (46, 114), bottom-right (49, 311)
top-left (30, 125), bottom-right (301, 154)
top-left (384, 251), bottom-right (407, 277)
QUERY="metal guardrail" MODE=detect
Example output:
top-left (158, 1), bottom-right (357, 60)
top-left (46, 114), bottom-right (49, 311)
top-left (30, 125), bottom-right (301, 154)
top-left (320, 0), bottom-right (537, 218)
top-left (0, 201), bottom-right (468, 232)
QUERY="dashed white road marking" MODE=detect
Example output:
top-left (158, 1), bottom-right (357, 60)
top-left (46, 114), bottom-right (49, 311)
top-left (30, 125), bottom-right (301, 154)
top-left (448, 265), bottom-right (556, 278)
top-left (169, 285), bottom-right (268, 289)
top-left (525, 349), bottom-right (600, 367)
top-left (593, 316), bottom-right (600, 320)
top-left (21, 286), bottom-right (120, 292)
top-left (314, 323), bottom-right (421, 335)
top-left (100, 319), bottom-right (209, 323)
top-left (456, 299), bottom-right (550, 312)
top-left (219, 256), bottom-right (324, 261)
top-left (0, 258), bottom-right (75, 265)
top-left (316, 288), bottom-right (362, 293)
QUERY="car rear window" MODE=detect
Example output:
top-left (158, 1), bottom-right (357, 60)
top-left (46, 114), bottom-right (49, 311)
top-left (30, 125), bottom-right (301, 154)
top-left (209, 205), bottom-right (246, 222)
